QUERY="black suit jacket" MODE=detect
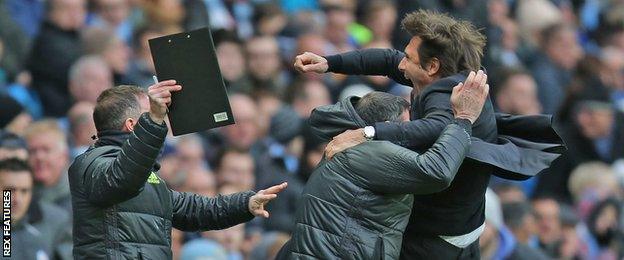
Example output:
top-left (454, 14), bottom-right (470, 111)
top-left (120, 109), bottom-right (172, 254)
top-left (325, 48), bottom-right (564, 239)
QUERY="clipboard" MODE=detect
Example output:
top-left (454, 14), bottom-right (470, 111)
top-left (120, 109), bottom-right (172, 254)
top-left (149, 27), bottom-right (235, 136)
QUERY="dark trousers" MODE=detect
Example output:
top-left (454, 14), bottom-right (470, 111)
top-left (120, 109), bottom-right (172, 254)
top-left (400, 234), bottom-right (480, 260)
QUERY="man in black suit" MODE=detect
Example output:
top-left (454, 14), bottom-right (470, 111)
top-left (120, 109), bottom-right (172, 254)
top-left (295, 10), bottom-right (563, 259)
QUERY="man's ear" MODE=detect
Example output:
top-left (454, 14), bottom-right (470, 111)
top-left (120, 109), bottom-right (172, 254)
top-left (122, 118), bottom-right (136, 132)
top-left (426, 57), bottom-right (440, 77)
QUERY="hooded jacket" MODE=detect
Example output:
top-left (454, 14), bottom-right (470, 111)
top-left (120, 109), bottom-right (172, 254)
top-left (279, 96), bottom-right (473, 259)
top-left (324, 49), bottom-right (565, 253)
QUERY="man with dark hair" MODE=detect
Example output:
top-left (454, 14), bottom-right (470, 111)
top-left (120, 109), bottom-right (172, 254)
top-left (492, 67), bottom-right (541, 115)
top-left (277, 70), bottom-right (489, 259)
top-left (0, 158), bottom-right (48, 260)
top-left (1, 132), bottom-right (75, 259)
top-left (295, 9), bottom-right (563, 259)
top-left (0, 158), bottom-right (73, 260)
top-left (69, 82), bottom-right (288, 259)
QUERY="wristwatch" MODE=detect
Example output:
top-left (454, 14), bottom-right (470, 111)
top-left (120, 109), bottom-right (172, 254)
top-left (363, 126), bottom-right (375, 141)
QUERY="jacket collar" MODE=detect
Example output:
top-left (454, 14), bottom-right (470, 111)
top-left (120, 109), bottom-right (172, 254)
top-left (94, 130), bottom-right (130, 148)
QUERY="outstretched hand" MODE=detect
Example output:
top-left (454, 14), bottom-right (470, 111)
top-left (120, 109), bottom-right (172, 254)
top-left (249, 182), bottom-right (288, 218)
top-left (450, 70), bottom-right (490, 123)
top-left (294, 52), bottom-right (329, 73)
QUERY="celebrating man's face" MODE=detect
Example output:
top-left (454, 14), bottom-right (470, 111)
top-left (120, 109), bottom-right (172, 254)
top-left (398, 37), bottom-right (437, 91)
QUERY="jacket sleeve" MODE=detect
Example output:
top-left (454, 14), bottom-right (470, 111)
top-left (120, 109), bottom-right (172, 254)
top-left (83, 113), bottom-right (168, 206)
top-left (325, 48), bottom-right (412, 86)
top-left (348, 120), bottom-right (472, 194)
top-left (374, 91), bottom-right (454, 150)
top-left (171, 190), bottom-right (255, 231)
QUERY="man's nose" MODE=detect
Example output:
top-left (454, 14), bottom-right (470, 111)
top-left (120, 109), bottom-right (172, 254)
top-left (398, 58), bottom-right (406, 71)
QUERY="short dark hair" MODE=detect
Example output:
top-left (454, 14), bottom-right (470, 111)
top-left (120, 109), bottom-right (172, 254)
top-left (0, 131), bottom-right (28, 151)
top-left (93, 85), bottom-right (146, 132)
top-left (355, 92), bottom-right (409, 125)
top-left (502, 202), bottom-right (532, 229)
top-left (0, 158), bottom-right (32, 175)
top-left (401, 10), bottom-right (486, 77)
top-left (540, 23), bottom-right (574, 48)
top-left (492, 67), bottom-right (531, 97)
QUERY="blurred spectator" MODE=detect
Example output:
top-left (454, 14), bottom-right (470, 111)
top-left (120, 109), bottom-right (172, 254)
top-left (361, 0), bottom-right (396, 45)
top-left (67, 102), bottom-right (96, 158)
top-left (578, 198), bottom-right (624, 259)
top-left (249, 231), bottom-right (290, 260)
top-left (202, 185), bottom-right (248, 260)
top-left (0, 158), bottom-right (73, 260)
top-left (89, 0), bottom-right (133, 43)
top-left (255, 91), bottom-right (284, 138)
top-left (493, 68), bottom-right (542, 115)
top-left (0, 2), bottom-right (31, 81)
top-left (0, 95), bottom-right (33, 135)
top-left (5, 0), bottom-right (45, 39)
top-left (220, 94), bottom-right (260, 151)
top-left (24, 119), bottom-right (72, 211)
top-left (558, 204), bottom-right (587, 259)
top-left (569, 162), bottom-right (621, 218)
top-left (27, 0), bottom-right (86, 117)
top-left (0, 131), bottom-right (29, 160)
top-left (532, 195), bottom-right (564, 258)
top-left (493, 183), bottom-right (527, 204)
top-left (530, 23), bottom-right (583, 114)
top-left (253, 3), bottom-right (288, 38)
top-left (142, 0), bottom-right (184, 31)
top-left (126, 25), bottom-right (167, 88)
top-left (183, 0), bottom-right (254, 39)
top-left (485, 0), bottom-right (523, 70)
top-left (502, 202), bottom-right (538, 245)
top-left (515, 0), bottom-right (562, 48)
top-left (254, 106), bottom-right (305, 233)
top-left (174, 133), bottom-right (208, 172)
top-left (82, 27), bottom-right (131, 85)
top-left (254, 3), bottom-right (296, 62)
top-left (179, 238), bottom-right (228, 260)
top-left (213, 30), bottom-right (252, 94)
top-left (321, 0), bottom-right (358, 53)
top-left (215, 148), bottom-right (255, 192)
top-left (566, 96), bottom-right (624, 164)
top-left (287, 79), bottom-right (331, 118)
top-left (0, 158), bottom-right (49, 260)
top-left (68, 55), bottom-right (113, 104)
top-left (480, 189), bottom-right (549, 259)
top-left (181, 168), bottom-right (217, 197)
top-left (245, 36), bottom-right (289, 96)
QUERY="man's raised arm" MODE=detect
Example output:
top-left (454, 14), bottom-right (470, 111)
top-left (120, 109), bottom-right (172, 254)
top-left (294, 49), bottom-right (411, 86)
top-left (325, 71), bottom-right (488, 158)
top-left (80, 81), bottom-right (181, 206)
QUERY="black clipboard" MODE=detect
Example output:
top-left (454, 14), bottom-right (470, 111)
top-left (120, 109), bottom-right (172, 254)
top-left (148, 28), bottom-right (234, 136)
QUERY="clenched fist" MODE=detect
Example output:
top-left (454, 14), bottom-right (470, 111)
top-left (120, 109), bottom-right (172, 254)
top-left (294, 52), bottom-right (329, 74)
top-left (450, 70), bottom-right (490, 123)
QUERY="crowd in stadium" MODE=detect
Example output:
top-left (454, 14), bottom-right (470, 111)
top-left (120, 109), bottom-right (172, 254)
top-left (1, 0), bottom-right (624, 259)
